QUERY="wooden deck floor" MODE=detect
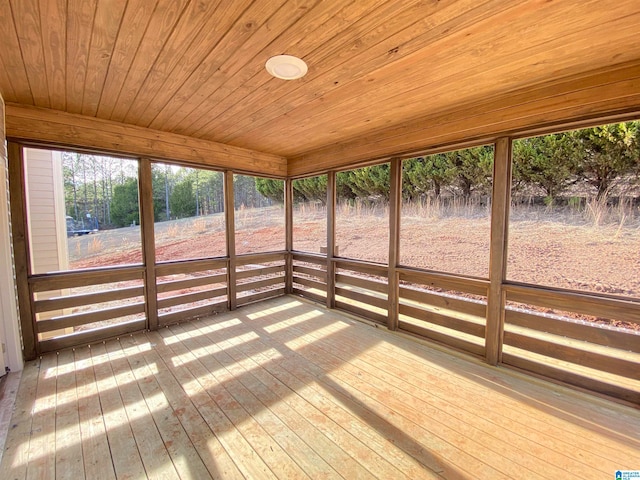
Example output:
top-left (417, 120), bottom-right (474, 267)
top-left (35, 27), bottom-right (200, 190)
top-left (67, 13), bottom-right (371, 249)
top-left (1, 296), bottom-right (639, 479)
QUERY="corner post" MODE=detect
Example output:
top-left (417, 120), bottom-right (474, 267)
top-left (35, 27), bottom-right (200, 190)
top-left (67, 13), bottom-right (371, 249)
top-left (139, 158), bottom-right (158, 330)
top-left (388, 158), bottom-right (402, 330)
top-left (7, 142), bottom-right (37, 359)
top-left (224, 171), bottom-right (237, 310)
top-left (486, 137), bottom-right (512, 365)
top-left (326, 171), bottom-right (336, 309)
top-left (285, 178), bottom-right (293, 294)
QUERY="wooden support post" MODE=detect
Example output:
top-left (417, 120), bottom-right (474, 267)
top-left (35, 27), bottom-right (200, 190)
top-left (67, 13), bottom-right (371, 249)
top-left (7, 142), bottom-right (37, 359)
top-left (224, 171), bottom-right (237, 310)
top-left (486, 137), bottom-right (512, 365)
top-left (139, 158), bottom-right (158, 330)
top-left (388, 158), bottom-right (402, 331)
top-left (285, 178), bottom-right (293, 294)
top-left (326, 171), bottom-right (336, 309)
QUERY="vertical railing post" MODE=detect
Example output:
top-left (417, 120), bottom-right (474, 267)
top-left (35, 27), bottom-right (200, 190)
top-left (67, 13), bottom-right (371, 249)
top-left (139, 158), bottom-right (158, 330)
top-left (7, 141), bottom-right (37, 359)
top-left (486, 137), bottom-right (512, 365)
top-left (326, 171), bottom-right (336, 309)
top-left (285, 177), bottom-right (293, 294)
top-left (224, 171), bottom-right (237, 310)
top-left (388, 158), bottom-right (402, 331)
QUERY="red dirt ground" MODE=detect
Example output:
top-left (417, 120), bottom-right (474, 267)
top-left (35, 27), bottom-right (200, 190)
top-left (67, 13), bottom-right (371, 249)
top-left (69, 212), bottom-right (639, 330)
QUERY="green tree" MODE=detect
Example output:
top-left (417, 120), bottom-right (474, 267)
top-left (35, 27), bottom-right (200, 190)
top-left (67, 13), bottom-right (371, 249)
top-left (447, 146), bottom-right (493, 197)
top-left (344, 164), bottom-right (390, 201)
top-left (255, 178), bottom-right (284, 203)
top-left (170, 178), bottom-right (196, 218)
top-left (512, 133), bottom-right (579, 200)
top-left (110, 177), bottom-right (140, 227)
top-left (572, 122), bottom-right (640, 199)
top-left (293, 175), bottom-right (327, 203)
top-left (403, 154), bottom-right (455, 199)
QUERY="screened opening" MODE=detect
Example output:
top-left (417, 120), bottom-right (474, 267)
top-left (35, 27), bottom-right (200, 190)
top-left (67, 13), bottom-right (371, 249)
top-left (24, 148), bottom-right (142, 274)
top-left (292, 174), bottom-right (327, 253)
top-left (335, 165), bottom-right (390, 263)
top-left (400, 145), bottom-right (494, 278)
top-left (152, 163), bottom-right (226, 262)
top-left (508, 121), bottom-right (640, 298)
top-left (234, 175), bottom-right (285, 255)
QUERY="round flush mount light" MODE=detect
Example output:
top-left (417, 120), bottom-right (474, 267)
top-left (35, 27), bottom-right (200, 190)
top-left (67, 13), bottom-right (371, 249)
top-left (265, 54), bottom-right (308, 80)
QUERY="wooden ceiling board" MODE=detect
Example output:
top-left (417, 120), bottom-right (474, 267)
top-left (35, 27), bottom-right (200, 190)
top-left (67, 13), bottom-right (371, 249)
top-left (114, 0), bottom-right (230, 124)
top-left (106, 0), bottom-right (192, 122)
top-left (171, 0), bottom-right (370, 136)
top-left (157, 0), bottom-right (320, 133)
top-left (39, 0), bottom-right (67, 111)
top-left (228, 0), bottom-right (632, 154)
top-left (81, 0), bottom-right (127, 116)
top-left (181, 0), bottom-right (391, 137)
top-left (185, 0), bottom-right (423, 138)
top-left (288, 62), bottom-right (640, 175)
top-left (9, 0), bottom-right (49, 107)
top-left (65, 0), bottom-right (97, 114)
top-left (254, 9), bottom-right (640, 156)
top-left (95, 0), bottom-right (159, 119)
top-left (120, 0), bottom-right (252, 126)
top-left (1, 0), bottom-right (639, 172)
top-left (209, 0), bottom-right (514, 144)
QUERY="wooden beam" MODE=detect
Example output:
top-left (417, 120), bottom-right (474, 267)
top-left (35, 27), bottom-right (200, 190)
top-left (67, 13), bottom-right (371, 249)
top-left (326, 171), bottom-right (336, 309)
top-left (5, 104), bottom-right (287, 177)
top-left (139, 158), bottom-right (158, 330)
top-left (224, 171), bottom-right (236, 310)
top-left (387, 158), bottom-right (401, 331)
top-left (285, 178), bottom-right (293, 294)
top-left (7, 142), bottom-right (37, 359)
top-left (486, 138), bottom-right (512, 366)
top-left (288, 62), bottom-right (640, 176)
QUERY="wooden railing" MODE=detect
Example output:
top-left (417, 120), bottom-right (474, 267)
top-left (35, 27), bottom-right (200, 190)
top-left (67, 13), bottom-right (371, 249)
top-left (30, 266), bottom-right (146, 353)
top-left (156, 258), bottom-right (228, 326)
top-left (291, 252), bottom-right (327, 304)
top-left (398, 268), bottom-right (489, 357)
top-left (235, 252), bottom-right (286, 307)
top-left (503, 283), bottom-right (640, 403)
top-left (334, 258), bottom-right (389, 324)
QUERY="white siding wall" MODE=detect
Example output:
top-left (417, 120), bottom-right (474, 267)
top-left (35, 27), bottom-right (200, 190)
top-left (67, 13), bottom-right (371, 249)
top-left (0, 93), bottom-right (23, 372)
top-left (24, 148), bottom-right (71, 339)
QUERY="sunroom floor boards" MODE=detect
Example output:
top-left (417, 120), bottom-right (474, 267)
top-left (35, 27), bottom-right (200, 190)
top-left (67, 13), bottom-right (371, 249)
top-left (1, 295), bottom-right (639, 479)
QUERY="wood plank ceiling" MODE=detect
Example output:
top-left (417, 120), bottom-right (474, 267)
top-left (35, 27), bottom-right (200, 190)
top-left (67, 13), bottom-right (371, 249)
top-left (1, 0), bottom-right (640, 175)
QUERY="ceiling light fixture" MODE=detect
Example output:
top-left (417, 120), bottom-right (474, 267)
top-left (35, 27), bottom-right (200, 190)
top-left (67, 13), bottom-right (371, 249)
top-left (265, 54), bottom-right (308, 80)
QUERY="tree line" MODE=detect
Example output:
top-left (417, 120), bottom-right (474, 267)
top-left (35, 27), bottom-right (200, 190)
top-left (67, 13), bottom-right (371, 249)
top-left (64, 159), bottom-right (277, 229)
top-left (259, 122), bottom-right (640, 204)
top-left (63, 122), bottom-right (639, 229)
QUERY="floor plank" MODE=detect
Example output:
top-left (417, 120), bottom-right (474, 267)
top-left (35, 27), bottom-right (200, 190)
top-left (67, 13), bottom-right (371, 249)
top-left (73, 346), bottom-right (115, 480)
top-left (0, 362), bottom-right (37, 480)
top-left (1, 296), bottom-right (639, 479)
top-left (54, 349), bottom-right (84, 479)
top-left (89, 342), bottom-right (147, 479)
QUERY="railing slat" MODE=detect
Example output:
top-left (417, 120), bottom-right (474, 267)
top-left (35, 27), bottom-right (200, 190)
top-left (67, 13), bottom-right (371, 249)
top-left (398, 320), bottom-right (485, 357)
top-left (157, 288), bottom-right (227, 310)
top-left (37, 303), bottom-right (146, 333)
top-left (505, 309), bottom-right (640, 353)
top-left (30, 266), bottom-right (145, 292)
top-left (504, 331), bottom-right (640, 380)
top-left (399, 303), bottom-right (485, 338)
top-left (34, 285), bottom-right (144, 313)
top-left (335, 287), bottom-right (388, 311)
top-left (505, 283), bottom-right (640, 325)
top-left (336, 273), bottom-right (387, 294)
top-left (292, 276), bottom-right (327, 292)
